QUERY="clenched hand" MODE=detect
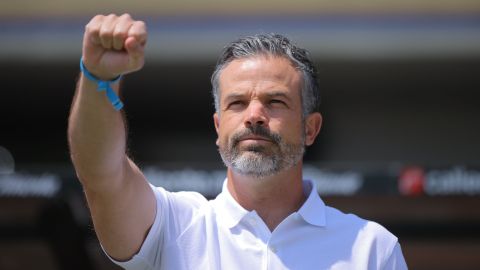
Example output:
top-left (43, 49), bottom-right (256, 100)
top-left (82, 14), bottom-right (147, 80)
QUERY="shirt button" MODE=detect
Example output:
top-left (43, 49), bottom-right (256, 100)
top-left (269, 245), bottom-right (277, 253)
top-left (248, 218), bottom-right (257, 226)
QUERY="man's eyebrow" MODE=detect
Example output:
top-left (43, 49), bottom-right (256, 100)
top-left (265, 91), bottom-right (292, 101)
top-left (223, 93), bottom-right (246, 103)
top-left (223, 91), bottom-right (292, 101)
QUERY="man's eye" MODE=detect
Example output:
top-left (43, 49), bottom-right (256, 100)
top-left (228, 101), bottom-right (245, 109)
top-left (270, 99), bottom-right (286, 106)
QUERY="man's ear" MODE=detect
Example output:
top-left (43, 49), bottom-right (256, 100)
top-left (305, 112), bottom-right (322, 146)
top-left (213, 113), bottom-right (220, 146)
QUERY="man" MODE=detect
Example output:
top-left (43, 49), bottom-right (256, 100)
top-left (68, 14), bottom-right (408, 269)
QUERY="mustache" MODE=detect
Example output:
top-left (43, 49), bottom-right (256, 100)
top-left (230, 125), bottom-right (282, 146)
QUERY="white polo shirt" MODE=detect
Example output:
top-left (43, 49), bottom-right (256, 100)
top-left (109, 179), bottom-right (408, 269)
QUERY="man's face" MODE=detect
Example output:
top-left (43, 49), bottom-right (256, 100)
top-left (214, 55), bottom-right (311, 178)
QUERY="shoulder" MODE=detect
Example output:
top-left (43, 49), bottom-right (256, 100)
top-left (151, 185), bottom-right (209, 215)
top-left (325, 205), bottom-right (397, 240)
top-left (148, 185), bottom-right (211, 233)
top-left (324, 205), bottom-right (399, 262)
top-left (322, 205), bottom-right (405, 268)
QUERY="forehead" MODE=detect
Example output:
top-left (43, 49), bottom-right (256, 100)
top-left (218, 55), bottom-right (302, 95)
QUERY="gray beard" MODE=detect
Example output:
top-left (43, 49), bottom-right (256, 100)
top-left (218, 125), bottom-right (305, 178)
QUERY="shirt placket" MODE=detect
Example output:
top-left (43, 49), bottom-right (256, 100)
top-left (245, 212), bottom-right (272, 270)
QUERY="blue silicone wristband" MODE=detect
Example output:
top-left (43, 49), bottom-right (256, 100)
top-left (80, 58), bottom-right (124, 110)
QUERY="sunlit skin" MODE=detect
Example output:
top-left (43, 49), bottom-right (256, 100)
top-left (72, 13), bottom-right (324, 260)
top-left (213, 55), bottom-right (322, 231)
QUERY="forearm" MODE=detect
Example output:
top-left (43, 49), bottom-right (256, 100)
top-left (68, 74), bottom-right (127, 188)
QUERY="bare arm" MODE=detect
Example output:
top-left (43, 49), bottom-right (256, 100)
top-left (68, 14), bottom-right (155, 261)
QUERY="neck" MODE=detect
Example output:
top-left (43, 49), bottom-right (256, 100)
top-left (227, 163), bottom-right (306, 231)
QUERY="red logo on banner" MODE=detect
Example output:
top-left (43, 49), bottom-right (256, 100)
top-left (398, 166), bottom-right (425, 196)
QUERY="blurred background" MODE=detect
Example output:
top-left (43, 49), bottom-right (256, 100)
top-left (1, 0), bottom-right (480, 269)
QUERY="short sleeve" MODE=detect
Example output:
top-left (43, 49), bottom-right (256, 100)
top-left (106, 185), bottom-right (167, 270)
top-left (382, 242), bottom-right (408, 270)
top-left (105, 184), bottom-right (208, 270)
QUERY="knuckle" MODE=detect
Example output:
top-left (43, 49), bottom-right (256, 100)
top-left (93, 14), bottom-right (105, 20)
top-left (85, 16), bottom-right (103, 32)
top-left (98, 28), bottom-right (110, 38)
top-left (120, 13), bottom-right (132, 20)
top-left (88, 15), bottom-right (103, 25)
top-left (113, 30), bottom-right (126, 39)
top-left (85, 23), bottom-right (97, 34)
top-left (136, 21), bottom-right (146, 29)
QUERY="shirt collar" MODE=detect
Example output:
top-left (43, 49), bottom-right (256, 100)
top-left (298, 179), bottom-right (326, 227)
top-left (214, 178), bottom-right (326, 229)
top-left (214, 179), bottom-right (250, 229)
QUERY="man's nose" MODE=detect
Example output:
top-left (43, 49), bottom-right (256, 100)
top-left (244, 101), bottom-right (269, 128)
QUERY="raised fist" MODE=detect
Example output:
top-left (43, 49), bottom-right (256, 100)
top-left (82, 14), bottom-right (147, 80)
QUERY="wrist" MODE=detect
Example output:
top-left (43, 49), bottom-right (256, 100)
top-left (80, 57), bottom-right (124, 111)
top-left (81, 60), bottom-right (120, 81)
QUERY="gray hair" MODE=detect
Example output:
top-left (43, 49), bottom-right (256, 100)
top-left (211, 33), bottom-right (320, 117)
